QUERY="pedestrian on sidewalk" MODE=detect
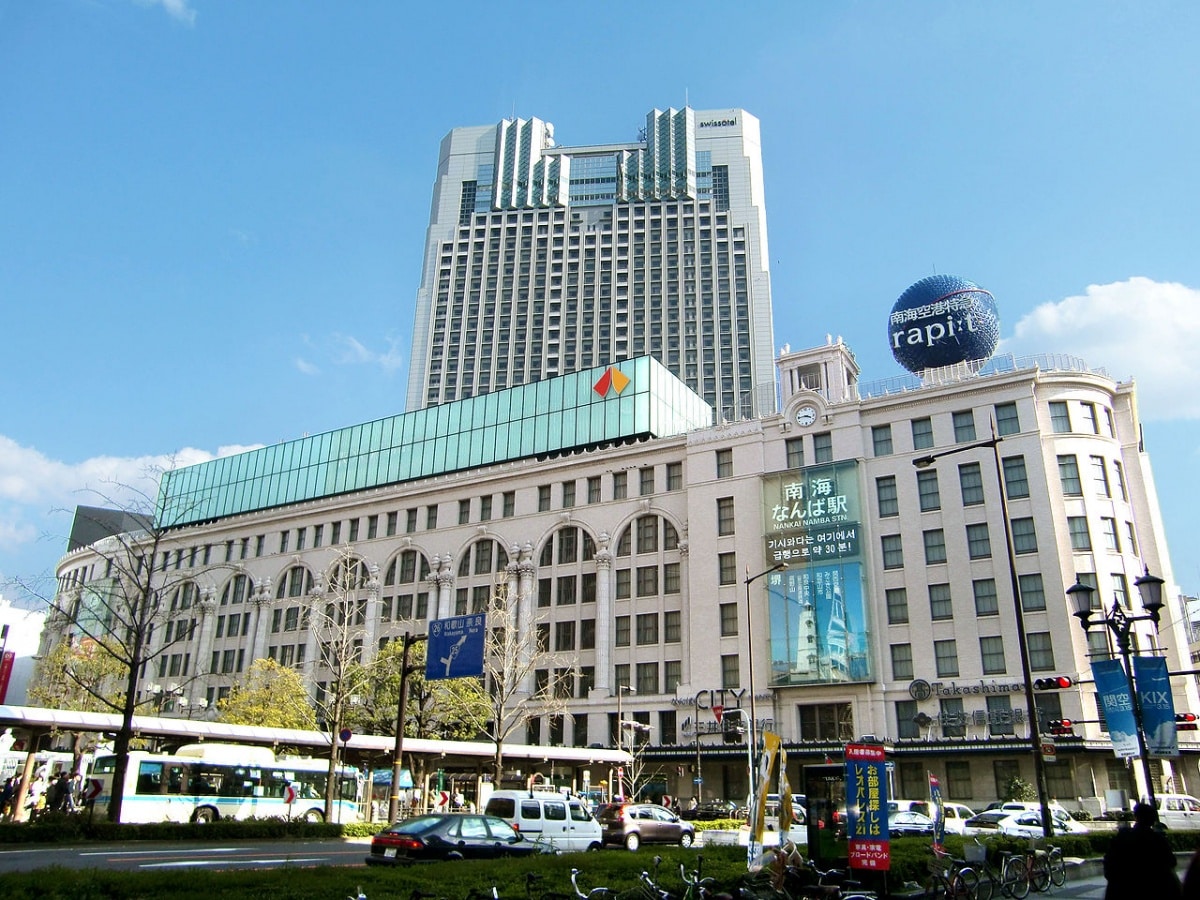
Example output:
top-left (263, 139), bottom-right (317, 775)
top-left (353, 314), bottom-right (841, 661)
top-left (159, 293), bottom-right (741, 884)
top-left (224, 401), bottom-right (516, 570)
top-left (1103, 801), bottom-right (1180, 899)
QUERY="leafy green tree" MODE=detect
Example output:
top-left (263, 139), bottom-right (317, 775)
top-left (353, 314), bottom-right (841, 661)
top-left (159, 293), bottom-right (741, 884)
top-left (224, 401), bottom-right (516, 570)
top-left (343, 639), bottom-right (489, 742)
top-left (217, 658), bottom-right (317, 730)
top-left (1003, 775), bottom-right (1037, 802)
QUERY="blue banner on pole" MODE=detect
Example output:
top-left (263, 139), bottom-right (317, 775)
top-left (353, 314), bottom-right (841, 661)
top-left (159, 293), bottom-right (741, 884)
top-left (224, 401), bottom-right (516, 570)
top-left (426, 614), bottom-right (486, 680)
top-left (1133, 655), bottom-right (1178, 758)
top-left (1092, 658), bottom-right (1138, 758)
top-left (929, 773), bottom-right (945, 848)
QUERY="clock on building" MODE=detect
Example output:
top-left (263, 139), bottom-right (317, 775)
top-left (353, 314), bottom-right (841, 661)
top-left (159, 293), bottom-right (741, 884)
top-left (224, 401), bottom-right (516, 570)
top-left (795, 405), bottom-right (818, 427)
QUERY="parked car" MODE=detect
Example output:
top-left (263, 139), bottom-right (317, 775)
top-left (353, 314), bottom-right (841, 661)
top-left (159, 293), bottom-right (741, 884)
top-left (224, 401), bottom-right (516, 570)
top-left (365, 813), bottom-right (544, 865)
top-left (963, 809), bottom-right (1086, 838)
top-left (594, 802), bottom-right (696, 850)
top-left (888, 799), bottom-right (976, 834)
top-left (888, 810), bottom-right (936, 837)
top-left (681, 799), bottom-right (745, 821)
top-left (764, 793), bottom-right (808, 824)
top-left (992, 801), bottom-right (1089, 833)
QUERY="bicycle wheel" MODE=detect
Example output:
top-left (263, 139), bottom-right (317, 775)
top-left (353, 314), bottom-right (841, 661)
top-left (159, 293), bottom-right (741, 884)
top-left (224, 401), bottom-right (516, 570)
top-left (974, 870), bottom-right (996, 900)
top-left (1029, 855), bottom-right (1051, 893)
top-left (952, 867), bottom-right (980, 900)
top-left (1002, 856), bottom-right (1029, 900)
top-left (1047, 848), bottom-right (1066, 887)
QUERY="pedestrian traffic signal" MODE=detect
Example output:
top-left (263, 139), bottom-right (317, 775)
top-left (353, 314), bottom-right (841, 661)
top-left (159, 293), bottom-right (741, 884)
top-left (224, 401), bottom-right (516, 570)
top-left (1034, 676), bottom-right (1074, 691)
top-left (1049, 719), bottom-right (1075, 736)
top-left (1176, 713), bottom-right (1199, 732)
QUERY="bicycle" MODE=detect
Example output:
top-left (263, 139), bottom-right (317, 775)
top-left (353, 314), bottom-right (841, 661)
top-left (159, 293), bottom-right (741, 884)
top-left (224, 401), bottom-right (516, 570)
top-left (1046, 845), bottom-right (1066, 888)
top-left (964, 839), bottom-right (1024, 900)
top-left (679, 856), bottom-right (717, 900)
top-left (925, 845), bottom-right (979, 900)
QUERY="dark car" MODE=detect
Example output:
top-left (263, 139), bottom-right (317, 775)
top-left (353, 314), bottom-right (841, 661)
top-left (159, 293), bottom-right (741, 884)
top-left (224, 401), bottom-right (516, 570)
top-left (365, 813), bottom-right (542, 865)
top-left (681, 799), bottom-right (745, 821)
top-left (595, 802), bottom-right (696, 850)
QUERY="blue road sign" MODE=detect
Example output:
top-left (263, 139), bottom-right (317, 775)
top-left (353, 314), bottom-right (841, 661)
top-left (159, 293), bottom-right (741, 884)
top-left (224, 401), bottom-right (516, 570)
top-left (426, 614), bottom-right (486, 680)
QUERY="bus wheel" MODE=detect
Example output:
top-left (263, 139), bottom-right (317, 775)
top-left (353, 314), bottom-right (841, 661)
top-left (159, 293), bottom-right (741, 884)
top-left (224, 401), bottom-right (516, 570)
top-left (303, 808), bottom-right (325, 823)
top-left (193, 807), bottom-right (217, 824)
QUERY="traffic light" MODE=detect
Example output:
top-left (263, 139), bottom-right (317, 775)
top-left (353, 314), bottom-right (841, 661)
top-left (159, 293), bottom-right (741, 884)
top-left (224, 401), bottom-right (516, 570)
top-left (1034, 676), bottom-right (1074, 691)
top-left (1049, 719), bottom-right (1075, 736)
top-left (1176, 713), bottom-right (1199, 732)
top-left (723, 719), bottom-right (746, 743)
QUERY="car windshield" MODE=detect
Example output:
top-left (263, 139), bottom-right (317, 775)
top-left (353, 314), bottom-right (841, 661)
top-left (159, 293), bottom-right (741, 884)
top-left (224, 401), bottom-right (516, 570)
top-left (385, 815), bottom-right (445, 835)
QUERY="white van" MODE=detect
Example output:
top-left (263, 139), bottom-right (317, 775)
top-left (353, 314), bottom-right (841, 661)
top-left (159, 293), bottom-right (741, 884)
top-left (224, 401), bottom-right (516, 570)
top-left (483, 790), bottom-right (603, 852)
top-left (1145, 794), bottom-right (1200, 830)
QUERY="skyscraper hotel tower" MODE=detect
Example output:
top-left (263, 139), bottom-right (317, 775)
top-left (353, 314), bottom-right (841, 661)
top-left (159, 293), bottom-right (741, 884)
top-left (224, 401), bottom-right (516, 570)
top-left (406, 108), bottom-right (778, 422)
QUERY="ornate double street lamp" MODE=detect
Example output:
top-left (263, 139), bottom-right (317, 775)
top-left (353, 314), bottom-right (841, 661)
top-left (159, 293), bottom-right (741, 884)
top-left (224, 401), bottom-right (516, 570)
top-left (1069, 566), bottom-right (1167, 806)
top-left (913, 430), bottom-right (1055, 838)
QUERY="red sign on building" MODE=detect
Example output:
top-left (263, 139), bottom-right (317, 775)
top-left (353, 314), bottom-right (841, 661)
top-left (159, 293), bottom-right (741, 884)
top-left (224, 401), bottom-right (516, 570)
top-left (0, 651), bottom-right (14, 704)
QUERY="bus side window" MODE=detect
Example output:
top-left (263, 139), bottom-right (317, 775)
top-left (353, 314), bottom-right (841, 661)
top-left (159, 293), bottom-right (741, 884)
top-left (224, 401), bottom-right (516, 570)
top-left (167, 765), bottom-right (187, 794)
top-left (137, 762), bottom-right (163, 795)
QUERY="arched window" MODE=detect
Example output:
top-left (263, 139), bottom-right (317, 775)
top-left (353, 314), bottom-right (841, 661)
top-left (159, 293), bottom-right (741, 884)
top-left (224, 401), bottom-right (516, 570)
top-left (170, 582), bottom-right (200, 611)
top-left (275, 566), bottom-right (313, 599)
top-left (220, 574), bottom-right (254, 606)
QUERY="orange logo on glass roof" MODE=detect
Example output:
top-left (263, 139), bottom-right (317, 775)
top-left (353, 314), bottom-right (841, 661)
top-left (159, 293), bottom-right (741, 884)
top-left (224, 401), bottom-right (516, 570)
top-left (592, 367), bottom-right (631, 397)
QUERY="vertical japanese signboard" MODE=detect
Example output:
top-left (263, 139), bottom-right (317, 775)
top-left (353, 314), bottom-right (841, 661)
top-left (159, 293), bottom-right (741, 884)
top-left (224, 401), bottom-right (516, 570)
top-left (845, 742), bottom-right (889, 871)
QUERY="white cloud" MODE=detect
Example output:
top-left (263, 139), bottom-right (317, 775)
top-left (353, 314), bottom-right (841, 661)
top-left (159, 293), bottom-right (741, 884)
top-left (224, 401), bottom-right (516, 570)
top-left (0, 438), bottom-right (260, 592)
top-left (1000, 278), bottom-right (1200, 421)
top-left (135, 0), bottom-right (197, 26)
top-left (332, 333), bottom-right (406, 374)
top-left (295, 357), bottom-right (320, 376)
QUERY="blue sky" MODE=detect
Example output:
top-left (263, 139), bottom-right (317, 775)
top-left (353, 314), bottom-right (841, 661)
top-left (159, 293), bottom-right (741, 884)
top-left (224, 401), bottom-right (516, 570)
top-left (1, 0), bottom-right (1197, 605)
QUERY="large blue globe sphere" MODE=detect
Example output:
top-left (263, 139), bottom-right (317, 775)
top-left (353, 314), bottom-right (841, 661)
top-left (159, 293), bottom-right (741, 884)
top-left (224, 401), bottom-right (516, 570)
top-left (888, 275), bottom-right (1000, 374)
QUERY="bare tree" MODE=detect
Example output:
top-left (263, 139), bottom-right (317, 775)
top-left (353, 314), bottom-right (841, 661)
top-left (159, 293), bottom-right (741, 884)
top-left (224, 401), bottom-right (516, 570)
top-left (27, 635), bottom-right (126, 772)
top-left (27, 486), bottom-right (224, 821)
top-left (306, 547), bottom-right (386, 820)
top-left (478, 582), bottom-right (578, 784)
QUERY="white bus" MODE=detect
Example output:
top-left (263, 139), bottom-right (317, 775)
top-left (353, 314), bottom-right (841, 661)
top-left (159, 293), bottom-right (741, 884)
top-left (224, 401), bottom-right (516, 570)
top-left (88, 743), bottom-right (363, 824)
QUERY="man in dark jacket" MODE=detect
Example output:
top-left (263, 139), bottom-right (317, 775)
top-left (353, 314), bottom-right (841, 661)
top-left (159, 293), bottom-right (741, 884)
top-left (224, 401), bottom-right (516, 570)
top-left (1104, 801), bottom-right (1180, 899)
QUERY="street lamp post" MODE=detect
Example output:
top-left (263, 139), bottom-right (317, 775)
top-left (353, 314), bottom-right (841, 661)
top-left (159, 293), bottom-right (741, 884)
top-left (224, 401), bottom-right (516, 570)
top-left (388, 631), bottom-right (428, 823)
top-left (744, 561), bottom-right (788, 755)
top-left (615, 684), bottom-right (635, 800)
top-left (913, 429), bottom-right (1055, 838)
top-left (1069, 566), bottom-right (1166, 807)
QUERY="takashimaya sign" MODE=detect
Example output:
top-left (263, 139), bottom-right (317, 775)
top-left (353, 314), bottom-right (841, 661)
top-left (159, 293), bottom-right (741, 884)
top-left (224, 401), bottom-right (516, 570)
top-left (908, 678), bottom-right (1028, 700)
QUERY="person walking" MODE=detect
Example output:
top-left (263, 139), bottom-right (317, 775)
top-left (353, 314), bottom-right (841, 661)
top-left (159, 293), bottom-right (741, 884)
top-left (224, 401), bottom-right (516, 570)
top-left (0, 777), bottom-right (14, 821)
top-left (1104, 801), bottom-right (1180, 899)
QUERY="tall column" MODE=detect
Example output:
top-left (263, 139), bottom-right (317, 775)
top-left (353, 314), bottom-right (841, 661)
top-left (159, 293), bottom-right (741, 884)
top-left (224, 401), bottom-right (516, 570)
top-left (435, 556), bottom-right (455, 619)
top-left (247, 579), bottom-right (274, 664)
top-left (516, 543), bottom-right (536, 633)
top-left (193, 587), bottom-right (218, 696)
top-left (594, 532), bottom-right (613, 695)
top-left (301, 572), bottom-right (327, 679)
top-left (361, 563), bottom-right (381, 662)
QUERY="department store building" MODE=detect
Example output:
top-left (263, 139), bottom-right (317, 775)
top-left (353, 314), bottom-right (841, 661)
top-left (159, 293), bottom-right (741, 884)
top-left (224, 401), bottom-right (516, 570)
top-left (46, 339), bottom-right (1199, 810)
